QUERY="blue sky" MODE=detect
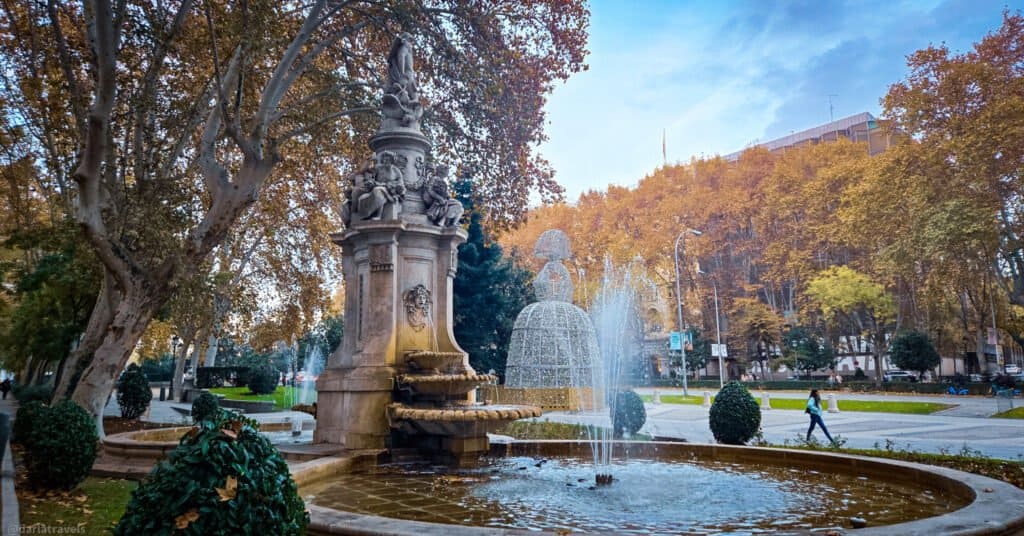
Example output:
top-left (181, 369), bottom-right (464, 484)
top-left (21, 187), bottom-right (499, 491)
top-left (542, 0), bottom-right (1022, 201)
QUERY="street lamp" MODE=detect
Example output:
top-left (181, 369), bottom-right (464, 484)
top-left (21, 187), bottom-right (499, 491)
top-left (697, 268), bottom-right (725, 389)
top-left (710, 278), bottom-right (724, 389)
top-left (169, 335), bottom-right (181, 398)
top-left (674, 228), bottom-right (701, 396)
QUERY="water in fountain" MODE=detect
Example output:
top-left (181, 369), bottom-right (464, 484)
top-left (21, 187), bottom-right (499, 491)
top-left (298, 344), bottom-right (324, 405)
top-left (580, 260), bottom-right (639, 484)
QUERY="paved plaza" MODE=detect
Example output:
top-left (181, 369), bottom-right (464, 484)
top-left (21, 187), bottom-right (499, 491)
top-left (93, 387), bottom-right (1024, 460)
top-left (543, 388), bottom-right (1024, 460)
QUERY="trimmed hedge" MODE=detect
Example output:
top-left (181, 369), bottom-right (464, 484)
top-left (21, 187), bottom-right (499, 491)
top-left (709, 381), bottom-right (761, 445)
top-left (196, 366), bottom-right (250, 389)
top-left (117, 363), bottom-right (152, 419)
top-left (12, 400), bottom-right (47, 446)
top-left (611, 390), bottom-right (646, 438)
top-left (114, 411), bottom-right (308, 535)
top-left (647, 378), bottom-right (1005, 395)
top-left (12, 384), bottom-right (53, 403)
top-left (191, 392), bottom-right (221, 422)
top-left (247, 366), bottom-right (279, 395)
top-left (23, 401), bottom-right (98, 490)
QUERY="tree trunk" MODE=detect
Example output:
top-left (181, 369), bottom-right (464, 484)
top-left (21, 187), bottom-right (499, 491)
top-left (204, 335), bottom-right (218, 367)
top-left (53, 270), bottom-right (119, 401)
top-left (171, 332), bottom-right (194, 402)
top-left (71, 284), bottom-right (168, 437)
top-left (191, 324), bottom-right (209, 371)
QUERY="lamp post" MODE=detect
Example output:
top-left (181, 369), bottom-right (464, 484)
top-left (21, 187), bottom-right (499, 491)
top-left (169, 335), bottom-right (181, 398)
top-left (711, 278), bottom-right (724, 389)
top-left (697, 268), bottom-right (725, 389)
top-left (674, 229), bottom-right (701, 396)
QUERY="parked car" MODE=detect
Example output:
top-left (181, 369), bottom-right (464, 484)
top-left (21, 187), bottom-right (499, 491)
top-left (883, 370), bottom-right (917, 382)
top-left (1004, 364), bottom-right (1022, 375)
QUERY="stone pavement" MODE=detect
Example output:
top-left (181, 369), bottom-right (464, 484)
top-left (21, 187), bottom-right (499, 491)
top-left (544, 388), bottom-right (1024, 460)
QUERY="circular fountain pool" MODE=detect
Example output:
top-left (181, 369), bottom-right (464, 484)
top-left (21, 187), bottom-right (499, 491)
top-left (296, 441), bottom-right (1024, 535)
top-left (302, 455), bottom-right (963, 533)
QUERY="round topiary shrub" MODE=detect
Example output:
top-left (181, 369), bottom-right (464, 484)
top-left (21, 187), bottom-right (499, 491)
top-left (191, 391), bottom-right (221, 422)
top-left (117, 363), bottom-right (152, 419)
top-left (23, 400), bottom-right (98, 490)
top-left (114, 411), bottom-right (308, 535)
top-left (611, 390), bottom-right (647, 438)
top-left (709, 381), bottom-right (761, 445)
top-left (13, 384), bottom-right (53, 403)
top-left (247, 365), bottom-right (279, 395)
top-left (12, 400), bottom-right (47, 446)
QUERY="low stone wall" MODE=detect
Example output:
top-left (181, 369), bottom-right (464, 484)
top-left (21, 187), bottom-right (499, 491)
top-left (95, 421), bottom-right (319, 479)
top-left (477, 386), bottom-right (601, 412)
top-left (219, 398), bottom-right (276, 413)
top-left (297, 440), bottom-right (1024, 536)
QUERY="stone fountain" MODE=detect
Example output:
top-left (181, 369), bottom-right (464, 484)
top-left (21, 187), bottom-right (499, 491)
top-left (314, 33), bottom-right (540, 463)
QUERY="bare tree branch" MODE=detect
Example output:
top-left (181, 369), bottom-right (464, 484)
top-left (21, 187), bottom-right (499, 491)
top-left (253, 0), bottom-right (329, 143)
top-left (199, 47), bottom-right (242, 198)
top-left (277, 106), bottom-right (376, 141)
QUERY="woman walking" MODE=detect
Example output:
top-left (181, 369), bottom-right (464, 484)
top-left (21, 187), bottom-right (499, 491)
top-left (805, 389), bottom-right (836, 444)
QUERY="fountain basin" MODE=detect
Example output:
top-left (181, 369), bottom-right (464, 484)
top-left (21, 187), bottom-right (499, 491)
top-left (404, 351), bottom-right (468, 372)
top-left (388, 404), bottom-right (542, 437)
top-left (395, 372), bottom-right (498, 396)
top-left (296, 440), bottom-right (1024, 535)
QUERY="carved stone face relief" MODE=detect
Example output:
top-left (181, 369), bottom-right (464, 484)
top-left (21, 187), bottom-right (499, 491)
top-left (403, 284), bottom-right (432, 332)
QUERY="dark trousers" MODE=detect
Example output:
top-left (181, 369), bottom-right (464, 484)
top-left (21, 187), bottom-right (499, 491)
top-left (807, 413), bottom-right (834, 443)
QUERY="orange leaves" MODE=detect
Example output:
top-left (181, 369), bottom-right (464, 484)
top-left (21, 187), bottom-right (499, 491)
top-left (215, 475), bottom-right (238, 502)
top-left (175, 509), bottom-right (200, 529)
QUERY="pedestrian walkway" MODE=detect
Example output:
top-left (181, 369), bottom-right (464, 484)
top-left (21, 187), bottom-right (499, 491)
top-left (635, 387), bottom-right (1010, 417)
top-left (545, 389), bottom-right (1024, 460)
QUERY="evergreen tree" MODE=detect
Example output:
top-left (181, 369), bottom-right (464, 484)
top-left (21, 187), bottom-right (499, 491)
top-left (889, 330), bottom-right (940, 379)
top-left (453, 180), bottom-right (534, 380)
top-left (780, 326), bottom-right (836, 378)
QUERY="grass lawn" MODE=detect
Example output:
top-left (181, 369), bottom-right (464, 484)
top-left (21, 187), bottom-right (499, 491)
top-left (640, 394), bottom-right (705, 405)
top-left (992, 407), bottom-right (1024, 419)
top-left (497, 420), bottom-right (652, 441)
top-left (766, 398), bottom-right (951, 414)
top-left (783, 442), bottom-right (1024, 489)
top-left (208, 386), bottom-right (314, 410)
top-left (19, 477), bottom-right (136, 533)
top-left (641, 394), bottom-right (950, 414)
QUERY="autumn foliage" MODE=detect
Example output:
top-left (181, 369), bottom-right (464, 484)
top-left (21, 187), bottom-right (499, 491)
top-left (501, 12), bottom-right (1024, 374)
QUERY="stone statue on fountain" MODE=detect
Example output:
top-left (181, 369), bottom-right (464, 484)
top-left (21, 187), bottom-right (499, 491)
top-left (381, 32), bottom-right (423, 130)
top-left (339, 152), bottom-right (407, 225)
top-left (421, 163), bottom-right (464, 227)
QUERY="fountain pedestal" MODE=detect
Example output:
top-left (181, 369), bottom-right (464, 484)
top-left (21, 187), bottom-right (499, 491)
top-left (315, 221), bottom-right (466, 449)
top-left (315, 34), bottom-right (540, 461)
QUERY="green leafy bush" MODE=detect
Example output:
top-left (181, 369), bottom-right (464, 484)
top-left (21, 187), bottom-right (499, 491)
top-left (191, 391), bottom-right (221, 422)
top-left (246, 365), bottom-right (279, 395)
top-left (889, 330), bottom-right (940, 378)
top-left (114, 411), bottom-right (308, 535)
top-left (12, 400), bottom-right (47, 446)
top-left (117, 363), bottom-right (152, 419)
top-left (23, 400), bottom-right (98, 490)
top-left (196, 366), bottom-right (251, 388)
top-left (611, 390), bottom-right (646, 438)
top-left (13, 384), bottom-right (53, 403)
top-left (709, 381), bottom-right (761, 445)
